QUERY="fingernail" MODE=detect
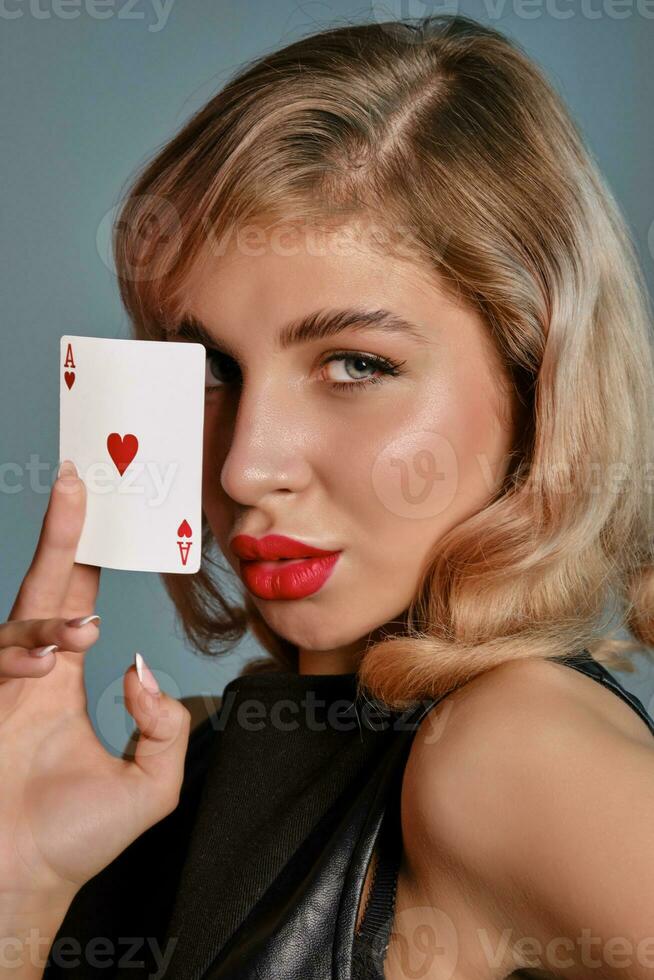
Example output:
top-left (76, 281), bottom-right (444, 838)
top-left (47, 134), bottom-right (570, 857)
top-left (57, 460), bottom-right (78, 483)
top-left (30, 644), bottom-right (58, 658)
top-left (66, 614), bottom-right (101, 628)
top-left (135, 652), bottom-right (160, 696)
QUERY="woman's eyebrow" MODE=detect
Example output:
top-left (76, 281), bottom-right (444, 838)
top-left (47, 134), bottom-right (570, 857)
top-left (174, 307), bottom-right (429, 356)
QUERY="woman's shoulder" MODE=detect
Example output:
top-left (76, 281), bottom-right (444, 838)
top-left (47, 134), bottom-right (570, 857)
top-left (398, 655), bottom-right (654, 969)
top-left (403, 654), bottom-right (654, 805)
top-left (400, 652), bottom-right (654, 888)
top-left (404, 653), bottom-right (654, 787)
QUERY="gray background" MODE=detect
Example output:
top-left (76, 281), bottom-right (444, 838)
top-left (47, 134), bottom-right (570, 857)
top-left (2, 0), bottom-right (653, 755)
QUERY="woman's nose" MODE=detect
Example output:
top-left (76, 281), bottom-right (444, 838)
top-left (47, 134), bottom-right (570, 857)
top-left (218, 380), bottom-right (313, 506)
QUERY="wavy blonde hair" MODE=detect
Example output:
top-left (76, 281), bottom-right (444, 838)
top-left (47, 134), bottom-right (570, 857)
top-left (113, 13), bottom-right (654, 709)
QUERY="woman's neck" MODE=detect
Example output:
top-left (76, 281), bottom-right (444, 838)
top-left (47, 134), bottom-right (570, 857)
top-left (297, 613), bottom-right (410, 675)
top-left (297, 644), bottom-right (364, 675)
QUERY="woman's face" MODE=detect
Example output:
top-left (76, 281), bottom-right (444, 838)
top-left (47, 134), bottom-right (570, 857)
top-left (180, 219), bottom-right (516, 674)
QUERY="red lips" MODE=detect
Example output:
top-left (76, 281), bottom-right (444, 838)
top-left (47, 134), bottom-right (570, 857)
top-left (230, 533), bottom-right (337, 561)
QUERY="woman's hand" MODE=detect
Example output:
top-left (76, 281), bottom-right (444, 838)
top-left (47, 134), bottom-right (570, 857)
top-left (0, 461), bottom-right (192, 914)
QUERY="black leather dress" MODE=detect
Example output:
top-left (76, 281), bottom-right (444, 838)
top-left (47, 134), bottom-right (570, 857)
top-left (43, 649), bottom-right (654, 980)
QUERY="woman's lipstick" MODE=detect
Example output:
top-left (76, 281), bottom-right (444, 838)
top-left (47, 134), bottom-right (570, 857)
top-left (230, 534), bottom-right (342, 601)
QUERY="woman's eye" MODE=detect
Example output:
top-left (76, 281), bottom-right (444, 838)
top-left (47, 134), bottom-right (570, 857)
top-left (205, 351), bottom-right (241, 389)
top-left (204, 349), bottom-right (405, 394)
top-left (320, 351), bottom-right (404, 392)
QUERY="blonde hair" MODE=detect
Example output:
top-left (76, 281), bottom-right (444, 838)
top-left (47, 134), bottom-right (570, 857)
top-left (113, 13), bottom-right (654, 710)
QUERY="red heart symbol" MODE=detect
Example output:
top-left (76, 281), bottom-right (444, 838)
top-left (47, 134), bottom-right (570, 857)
top-left (177, 519), bottom-right (192, 538)
top-left (107, 433), bottom-right (138, 476)
top-left (64, 371), bottom-right (75, 390)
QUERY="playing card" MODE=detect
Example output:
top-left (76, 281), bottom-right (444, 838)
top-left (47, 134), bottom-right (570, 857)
top-left (59, 335), bottom-right (205, 573)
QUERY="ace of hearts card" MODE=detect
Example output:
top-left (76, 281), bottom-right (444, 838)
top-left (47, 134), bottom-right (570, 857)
top-left (59, 334), bottom-right (206, 574)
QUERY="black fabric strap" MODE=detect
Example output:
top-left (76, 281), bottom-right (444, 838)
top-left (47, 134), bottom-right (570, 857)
top-left (351, 734), bottom-right (407, 979)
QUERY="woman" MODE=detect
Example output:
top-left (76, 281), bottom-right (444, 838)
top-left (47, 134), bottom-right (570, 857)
top-left (2, 13), bottom-right (653, 980)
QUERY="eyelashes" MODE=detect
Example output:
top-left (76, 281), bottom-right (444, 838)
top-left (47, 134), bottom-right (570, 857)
top-left (320, 350), bottom-right (406, 392)
top-left (204, 349), bottom-right (406, 394)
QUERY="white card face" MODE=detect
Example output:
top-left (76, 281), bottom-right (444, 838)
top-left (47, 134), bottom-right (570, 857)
top-left (59, 335), bottom-right (205, 573)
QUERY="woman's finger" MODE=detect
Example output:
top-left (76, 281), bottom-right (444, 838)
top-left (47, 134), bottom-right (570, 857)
top-left (122, 655), bottom-right (192, 825)
top-left (58, 562), bottom-right (102, 623)
top-left (9, 463), bottom-right (87, 623)
top-left (0, 615), bottom-right (101, 651)
top-left (0, 615), bottom-right (101, 680)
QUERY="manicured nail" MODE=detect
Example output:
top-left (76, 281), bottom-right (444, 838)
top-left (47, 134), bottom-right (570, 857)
top-left (135, 652), bottom-right (160, 696)
top-left (57, 460), bottom-right (78, 483)
top-left (66, 614), bottom-right (101, 628)
top-left (30, 645), bottom-right (58, 658)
